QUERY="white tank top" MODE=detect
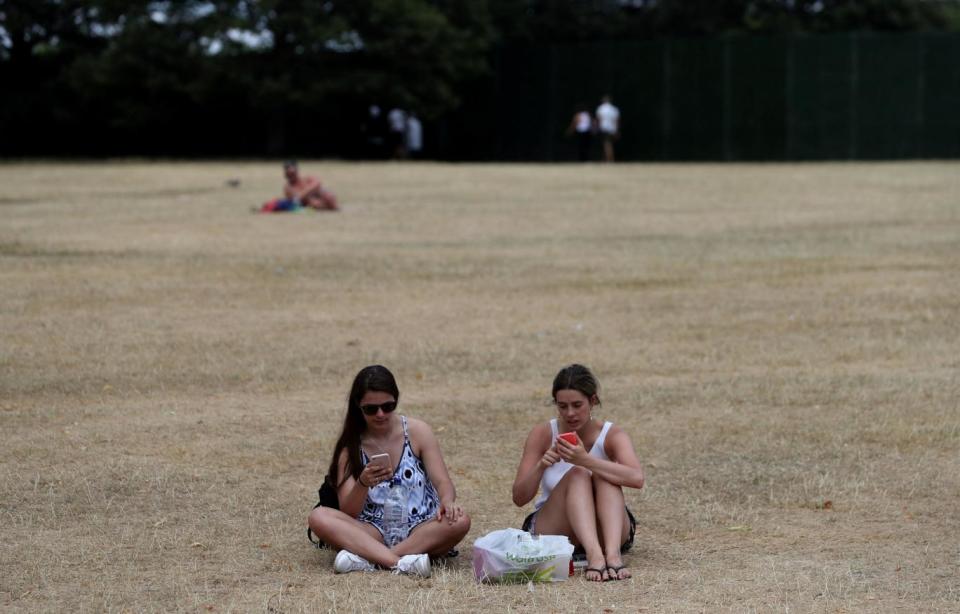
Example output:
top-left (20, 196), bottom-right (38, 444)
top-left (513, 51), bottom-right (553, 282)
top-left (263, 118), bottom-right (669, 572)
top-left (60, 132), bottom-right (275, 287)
top-left (533, 418), bottom-right (613, 511)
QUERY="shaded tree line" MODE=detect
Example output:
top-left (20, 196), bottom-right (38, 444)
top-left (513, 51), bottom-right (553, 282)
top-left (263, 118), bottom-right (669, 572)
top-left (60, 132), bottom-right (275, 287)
top-left (2, 0), bottom-right (958, 157)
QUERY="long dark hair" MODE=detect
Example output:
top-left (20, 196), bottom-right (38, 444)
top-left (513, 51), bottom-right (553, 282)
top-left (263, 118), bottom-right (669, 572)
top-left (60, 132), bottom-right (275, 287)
top-left (552, 363), bottom-right (601, 405)
top-left (326, 365), bottom-right (400, 487)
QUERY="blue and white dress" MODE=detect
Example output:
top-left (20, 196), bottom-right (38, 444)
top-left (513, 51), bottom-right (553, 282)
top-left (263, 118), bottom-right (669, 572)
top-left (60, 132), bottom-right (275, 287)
top-left (358, 416), bottom-right (440, 544)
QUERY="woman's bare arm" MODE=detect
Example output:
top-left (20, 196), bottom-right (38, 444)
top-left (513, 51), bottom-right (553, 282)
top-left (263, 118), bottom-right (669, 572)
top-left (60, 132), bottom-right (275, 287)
top-left (555, 427), bottom-right (644, 489)
top-left (512, 423), bottom-right (558, 507)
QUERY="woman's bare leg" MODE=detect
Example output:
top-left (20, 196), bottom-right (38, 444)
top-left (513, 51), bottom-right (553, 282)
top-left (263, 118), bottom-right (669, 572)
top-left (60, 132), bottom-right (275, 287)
top-left (393, 513), bottom-right (471, 558)
top-left (532, 467), bottom-right (607, 581)
top-left (592, 475), bottom-right (632, 579)
top-left (308, 507), bottom-right (399, 568)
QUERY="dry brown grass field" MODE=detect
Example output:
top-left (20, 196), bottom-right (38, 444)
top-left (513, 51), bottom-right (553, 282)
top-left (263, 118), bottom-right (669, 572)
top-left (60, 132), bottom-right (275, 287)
top-left (1, 160), bottom-right (958, 613)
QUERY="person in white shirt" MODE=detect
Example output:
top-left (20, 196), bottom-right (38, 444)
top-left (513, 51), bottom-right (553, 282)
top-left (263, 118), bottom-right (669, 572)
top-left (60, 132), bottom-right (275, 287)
top-left (405, 113), bottom-right (423, 159)
top-left (595, 95), bottom-right (620, 162)
top-left (512, 364), bottom-right (645, 582)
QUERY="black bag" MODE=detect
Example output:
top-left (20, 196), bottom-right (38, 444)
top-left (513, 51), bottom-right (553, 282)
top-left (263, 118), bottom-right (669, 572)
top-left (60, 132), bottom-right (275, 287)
top-left (316, 478), bottom-right (339, 510)
top-left (307, 475), bottom-right (339, 548)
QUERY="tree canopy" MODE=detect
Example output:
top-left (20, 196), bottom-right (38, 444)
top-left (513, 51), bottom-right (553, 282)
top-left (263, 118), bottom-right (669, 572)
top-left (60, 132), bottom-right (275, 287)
top-left (2, 0), bottom-right (958, 156)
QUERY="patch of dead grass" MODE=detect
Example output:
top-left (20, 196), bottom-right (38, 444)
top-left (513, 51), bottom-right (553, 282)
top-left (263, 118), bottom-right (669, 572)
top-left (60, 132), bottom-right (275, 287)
top-left (1, 161), bottom-right (958, 612)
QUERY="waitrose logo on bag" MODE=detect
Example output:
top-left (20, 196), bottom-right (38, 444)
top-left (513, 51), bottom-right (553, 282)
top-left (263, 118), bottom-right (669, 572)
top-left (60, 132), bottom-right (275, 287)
top-left (505, 552), bottom-right (556, 564)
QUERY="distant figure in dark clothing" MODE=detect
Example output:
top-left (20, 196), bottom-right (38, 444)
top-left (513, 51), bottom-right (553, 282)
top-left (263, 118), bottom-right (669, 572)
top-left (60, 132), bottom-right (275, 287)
top-left (566, 104), bottom-right (594, 162)
top-left (387, 108), bottom-right (408, 159)
top-left (362, 105), bottom-right (388, 159)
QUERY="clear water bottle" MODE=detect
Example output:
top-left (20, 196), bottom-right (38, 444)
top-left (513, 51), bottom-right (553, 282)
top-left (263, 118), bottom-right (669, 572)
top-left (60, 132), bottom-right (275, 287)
top-left (382, 480), bottom-right (407, 547)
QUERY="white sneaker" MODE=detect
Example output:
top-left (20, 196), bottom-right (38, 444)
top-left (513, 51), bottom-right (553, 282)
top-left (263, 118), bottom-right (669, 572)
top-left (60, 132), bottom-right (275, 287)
top-left (394, 553), bottom-right (431, 578)
top-left (334, 549), bottom-right (375, 573)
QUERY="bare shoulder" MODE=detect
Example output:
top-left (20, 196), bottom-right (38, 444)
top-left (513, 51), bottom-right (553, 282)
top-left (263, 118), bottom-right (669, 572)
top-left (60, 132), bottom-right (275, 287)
top-left (405, 417), bottom-right (443, 460)
top-left (604, 424), bottom-right (635, 450)
top-left (526, 421), bottom-right (553, 448)
top-left (405, 416), bottom-right (435, 443)
top-left (607, 423), bottom-right (628, 437)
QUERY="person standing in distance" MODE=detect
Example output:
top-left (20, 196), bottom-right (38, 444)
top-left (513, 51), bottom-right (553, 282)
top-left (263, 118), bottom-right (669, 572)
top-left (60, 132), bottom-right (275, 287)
top-left (387, 107), bottom-right (408, 159)
top-left (595, 95), bottom-right (620, 163)
top-left (405, 112), bottom-right (423, 159)
top-left (566, 103), bottom-right (593, 162)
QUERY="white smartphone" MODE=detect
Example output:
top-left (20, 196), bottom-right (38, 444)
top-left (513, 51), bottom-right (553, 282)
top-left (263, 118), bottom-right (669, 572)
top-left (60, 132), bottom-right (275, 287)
top-left (368, 452), bottom-right (391, 470)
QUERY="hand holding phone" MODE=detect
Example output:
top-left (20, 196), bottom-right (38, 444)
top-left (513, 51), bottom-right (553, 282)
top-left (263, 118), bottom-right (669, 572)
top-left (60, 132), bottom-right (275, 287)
top-left (556, 431), bottom-right (584, 465)
top-left (361, 452), bottom-right (391, 487)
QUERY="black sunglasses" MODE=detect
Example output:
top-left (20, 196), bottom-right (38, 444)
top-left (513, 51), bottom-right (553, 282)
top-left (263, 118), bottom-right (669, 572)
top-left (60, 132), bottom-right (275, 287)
top-left (360, 401), bottom-right (397, 416)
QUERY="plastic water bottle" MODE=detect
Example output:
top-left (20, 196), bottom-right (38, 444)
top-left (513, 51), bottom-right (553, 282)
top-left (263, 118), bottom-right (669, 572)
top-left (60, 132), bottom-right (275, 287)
top-left (382, 480), bottom-right (407, 547)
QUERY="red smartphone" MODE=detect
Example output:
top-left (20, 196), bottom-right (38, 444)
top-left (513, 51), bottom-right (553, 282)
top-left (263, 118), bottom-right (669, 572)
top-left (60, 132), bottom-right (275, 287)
top-left (558, 432), bottom-right (578, 446)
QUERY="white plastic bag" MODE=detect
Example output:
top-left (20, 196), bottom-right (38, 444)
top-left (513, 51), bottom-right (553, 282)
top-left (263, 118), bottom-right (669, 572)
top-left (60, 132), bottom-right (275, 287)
top-left (473, 528), bottom-right (574, 583)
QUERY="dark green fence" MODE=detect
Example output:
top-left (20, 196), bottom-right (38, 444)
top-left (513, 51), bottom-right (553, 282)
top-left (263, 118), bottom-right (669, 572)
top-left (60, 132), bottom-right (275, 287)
top-left (443, 32), bottom-right (960, 161)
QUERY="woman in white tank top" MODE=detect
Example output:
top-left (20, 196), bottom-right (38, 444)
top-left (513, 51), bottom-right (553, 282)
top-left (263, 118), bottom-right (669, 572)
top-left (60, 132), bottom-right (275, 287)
top-left (512, 365), bottom-right (645, 582)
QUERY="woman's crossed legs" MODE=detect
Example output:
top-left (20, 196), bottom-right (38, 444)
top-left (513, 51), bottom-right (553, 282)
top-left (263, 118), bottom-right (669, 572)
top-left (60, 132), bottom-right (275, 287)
top-left (530, 467), bottom-right (632, 581)
top-left (308, 507), bottom-right (470, 569)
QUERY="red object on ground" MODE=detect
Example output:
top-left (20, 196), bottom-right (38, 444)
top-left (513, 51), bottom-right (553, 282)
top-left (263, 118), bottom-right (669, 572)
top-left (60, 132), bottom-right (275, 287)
top-left (559, 432), bottom-right (577, 445)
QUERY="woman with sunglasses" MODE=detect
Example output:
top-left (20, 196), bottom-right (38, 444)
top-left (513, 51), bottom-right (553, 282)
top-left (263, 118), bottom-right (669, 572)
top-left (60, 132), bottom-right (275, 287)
top-left (308, 365), bottom-right (470, 576)
top-left (512, 364), bottom-right (645, 582)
